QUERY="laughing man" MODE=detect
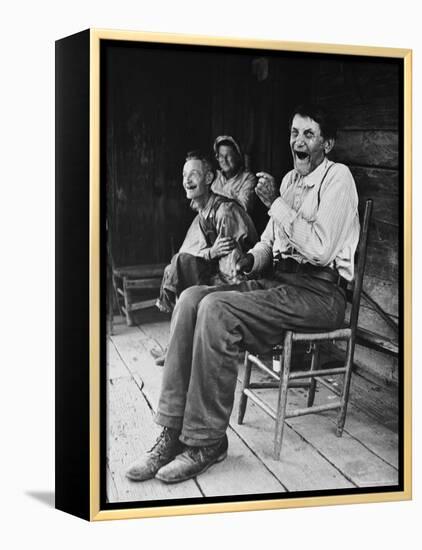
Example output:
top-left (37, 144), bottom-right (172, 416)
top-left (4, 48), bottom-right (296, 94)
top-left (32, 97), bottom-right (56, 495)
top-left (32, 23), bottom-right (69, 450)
top-left (155, 150), bottom-right (258, 315)
top-left (128, 104), bottom-right (359, 484)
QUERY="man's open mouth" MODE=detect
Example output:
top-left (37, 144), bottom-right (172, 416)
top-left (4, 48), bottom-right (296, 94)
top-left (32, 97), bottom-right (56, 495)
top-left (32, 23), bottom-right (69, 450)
top-left (295, 151), bottom-right (309, 161)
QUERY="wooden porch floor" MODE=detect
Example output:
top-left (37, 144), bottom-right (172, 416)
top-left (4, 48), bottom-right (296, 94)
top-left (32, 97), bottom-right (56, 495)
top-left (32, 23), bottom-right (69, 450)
top-left (107, 310), bottom-right (399, 504)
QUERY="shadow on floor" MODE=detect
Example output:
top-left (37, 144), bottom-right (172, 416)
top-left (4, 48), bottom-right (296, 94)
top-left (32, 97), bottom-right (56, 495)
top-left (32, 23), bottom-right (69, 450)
top-left (26, 491), bottom-right (55, 508)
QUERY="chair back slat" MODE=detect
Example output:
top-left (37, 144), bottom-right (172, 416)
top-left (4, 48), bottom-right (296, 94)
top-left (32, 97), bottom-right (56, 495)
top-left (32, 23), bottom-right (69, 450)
top-left (349, 199), bottom-right (373, 332)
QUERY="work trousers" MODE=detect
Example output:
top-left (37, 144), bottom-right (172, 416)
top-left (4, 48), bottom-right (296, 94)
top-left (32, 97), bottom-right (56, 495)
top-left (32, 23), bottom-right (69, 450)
top-left (155, 273), bottom-right (346, 446)
top-left (156, 252), bottom-right (217, 313)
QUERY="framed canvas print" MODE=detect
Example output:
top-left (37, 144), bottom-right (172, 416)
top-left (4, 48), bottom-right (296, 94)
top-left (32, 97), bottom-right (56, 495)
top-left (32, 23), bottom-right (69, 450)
top-left (55, 29), bottom-right (412, 521)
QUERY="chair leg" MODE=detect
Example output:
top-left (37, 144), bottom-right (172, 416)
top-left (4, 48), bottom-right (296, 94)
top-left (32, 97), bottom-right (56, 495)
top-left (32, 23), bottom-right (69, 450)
top-left (274, 332), bottom-right (293, 459)
top-left (237, 352), bottom-right (252, 424)
top-left (122, 277), bottom-right (134, 326)
top-left (336, 337), bottom-right (355, 436)
top-left (272, 351), bottom-right (282, 373)
top-left (306, 343), bottom-right (320, 407)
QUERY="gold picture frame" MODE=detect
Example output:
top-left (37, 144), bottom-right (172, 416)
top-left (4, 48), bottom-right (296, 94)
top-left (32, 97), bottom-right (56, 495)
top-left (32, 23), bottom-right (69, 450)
top-left (55, 28), bottom-right (412, 521)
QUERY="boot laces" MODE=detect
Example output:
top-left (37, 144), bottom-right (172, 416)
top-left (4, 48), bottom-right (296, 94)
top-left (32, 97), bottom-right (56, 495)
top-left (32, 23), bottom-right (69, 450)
top-left (150, 427), bottom-right (176, 455)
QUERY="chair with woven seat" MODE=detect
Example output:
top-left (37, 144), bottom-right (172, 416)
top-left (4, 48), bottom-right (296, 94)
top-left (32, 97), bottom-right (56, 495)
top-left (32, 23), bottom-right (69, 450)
top-left (237, 199), bottom-right (373, 459)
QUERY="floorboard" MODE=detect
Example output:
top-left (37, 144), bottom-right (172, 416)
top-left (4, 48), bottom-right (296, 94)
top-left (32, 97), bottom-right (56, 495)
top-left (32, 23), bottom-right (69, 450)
top-left (195, 426), bottom-right (287, 497)
top-left (248, 384), bottom-right (398, 487)
top-left (319, 345), bottom-right (399, 431)
top-left (107, 313), bottom-right (400, 502)
top-left (109, 325), bottom-right (163, 409)
top-left (107, 338), bottom-right (201, 503)
top-left (298, 383), bottom-right (399, 468)
top-left (109, 327), bottom-right (288, 498)
top-left (231, 389), bottom-right (354, 492)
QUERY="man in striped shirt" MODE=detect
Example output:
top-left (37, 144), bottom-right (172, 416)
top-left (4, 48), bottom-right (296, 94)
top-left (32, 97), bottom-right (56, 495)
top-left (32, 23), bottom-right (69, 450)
top-left (126, 104), bottom-right (360, 484)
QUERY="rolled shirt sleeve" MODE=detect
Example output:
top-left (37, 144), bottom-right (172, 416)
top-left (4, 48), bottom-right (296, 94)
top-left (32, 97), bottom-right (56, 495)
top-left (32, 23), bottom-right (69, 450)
top-left (247, 218), bottom-right (275, 276)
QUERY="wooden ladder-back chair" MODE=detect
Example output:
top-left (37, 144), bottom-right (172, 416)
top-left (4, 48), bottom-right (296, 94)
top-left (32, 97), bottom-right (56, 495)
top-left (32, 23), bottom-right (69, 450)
top-left (112, 264), bottom-right (166, 328)
top-left (237, 199), bottom-right (373, 459)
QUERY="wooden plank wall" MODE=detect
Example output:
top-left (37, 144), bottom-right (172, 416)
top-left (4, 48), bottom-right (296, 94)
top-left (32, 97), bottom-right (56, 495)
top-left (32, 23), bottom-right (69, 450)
top-left (104, 45), bottom-right (314, 265)
top-left (311, 59), bottom-right (400, 382)
top-left (105, 45), bottom-right (400, 383)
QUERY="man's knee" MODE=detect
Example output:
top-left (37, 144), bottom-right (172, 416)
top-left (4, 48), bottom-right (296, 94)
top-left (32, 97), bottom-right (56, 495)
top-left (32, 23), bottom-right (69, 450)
top-left (177, 252), bottom-right (194, 262)
top-left (177, 285), bottom-right (209, 309)
top-left (197, 292), bottom-right (229, 322)
top-left (173, 252), bottom-right (195, 269)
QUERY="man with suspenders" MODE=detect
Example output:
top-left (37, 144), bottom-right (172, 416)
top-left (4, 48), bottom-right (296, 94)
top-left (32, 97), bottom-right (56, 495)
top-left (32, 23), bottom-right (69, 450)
top-left (127, 104), bottom-right (360, 484)
top-left (155, 150), bottom-right (258, 315)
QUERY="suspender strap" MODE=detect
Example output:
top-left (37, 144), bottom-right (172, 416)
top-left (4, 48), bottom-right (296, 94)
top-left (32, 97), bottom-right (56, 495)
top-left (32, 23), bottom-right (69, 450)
top-left (317, 162), bottom-right (335, 207)
top-left (198, 195), bottom-right (234, 246)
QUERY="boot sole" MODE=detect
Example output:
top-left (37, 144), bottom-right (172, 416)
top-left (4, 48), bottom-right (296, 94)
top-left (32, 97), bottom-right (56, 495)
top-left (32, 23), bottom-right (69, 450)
top-left (126, 471), bottom-right (156, 482)
top-left (126, 449), bottom-right (184, 482)
top-left (155, 450), bottom-right (228, 484)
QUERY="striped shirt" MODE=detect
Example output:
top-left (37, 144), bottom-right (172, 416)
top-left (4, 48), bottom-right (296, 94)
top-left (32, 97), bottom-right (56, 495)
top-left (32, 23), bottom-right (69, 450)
top-left (249, 158), bottom-right (360, 281)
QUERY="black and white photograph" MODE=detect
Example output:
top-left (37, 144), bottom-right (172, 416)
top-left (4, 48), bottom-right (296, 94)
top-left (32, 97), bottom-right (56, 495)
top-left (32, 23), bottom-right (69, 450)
top-left (5, 0), bottom-right (422, 543)
top-left (103, 36), bottom-right (405, 509)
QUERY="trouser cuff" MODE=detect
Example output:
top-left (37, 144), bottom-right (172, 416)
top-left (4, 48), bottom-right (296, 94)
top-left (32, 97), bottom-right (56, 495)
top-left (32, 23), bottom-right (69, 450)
top-left (154, 411), bottom-right (183, 430)
top-left (180, 430), bottom-right (226, 447)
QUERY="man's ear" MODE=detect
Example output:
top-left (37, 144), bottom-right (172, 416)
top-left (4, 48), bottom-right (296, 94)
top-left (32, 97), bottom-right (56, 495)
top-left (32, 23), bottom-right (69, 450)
top-left (324, 138), bottom-right (335, 155)
top-left (205, 171), bottom-right (214, 186)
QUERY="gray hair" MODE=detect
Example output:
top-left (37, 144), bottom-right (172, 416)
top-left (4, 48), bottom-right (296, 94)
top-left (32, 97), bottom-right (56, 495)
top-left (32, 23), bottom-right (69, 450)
top-left (185, 150), bottom-right (215, 178)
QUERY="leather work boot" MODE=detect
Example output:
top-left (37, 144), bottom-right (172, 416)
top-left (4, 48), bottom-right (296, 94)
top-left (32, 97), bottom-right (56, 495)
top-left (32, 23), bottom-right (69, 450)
top-left (126, 427), bottom-right (183, 481)
top-left (155, 434), bottom-right (228, 483)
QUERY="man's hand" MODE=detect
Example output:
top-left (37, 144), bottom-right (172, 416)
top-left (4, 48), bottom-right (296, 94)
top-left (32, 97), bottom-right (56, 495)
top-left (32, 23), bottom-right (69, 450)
top-left (236, 253), bottom-right (254, 274)
top-left (255, 172), bottom-right (278, 209)
top-left (210, 235), bottom-right (235, 259)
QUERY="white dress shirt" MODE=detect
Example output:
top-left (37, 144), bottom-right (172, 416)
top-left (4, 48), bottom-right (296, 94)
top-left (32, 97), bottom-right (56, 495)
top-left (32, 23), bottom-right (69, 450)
top-left (249, 158), bottom-right (360, 281)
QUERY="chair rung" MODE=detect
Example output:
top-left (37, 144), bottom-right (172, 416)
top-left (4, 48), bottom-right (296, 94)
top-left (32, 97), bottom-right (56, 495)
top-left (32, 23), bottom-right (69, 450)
top-left (244, 389), bottom-right (341, 421)
top-left (243, 389), bottom-right (277, 420)
top-left (285, 401), bottom-right (341, 419)
top-left (247, 353), bottom-right (346, 382)
top-left (250, 380), bottom-right (311, 389)
top-left (249, 382), bottom-right (279, 389)
top-left (125, 278), bottom-right (162, 289)
top-left (247, 354), bottom-right (280, 381)
top-left (292, 328), bottom-right (351, 342)
top-left (288, 380), bottom-right (312, 388)
top-left (113, 263), bottom-right (166, 278)
top-left (128, 299), bottom-right (157, 311)
top-left (289, 366), bottom-right (347, 380)
top-left (117, 289), bottom-right (125, 296)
